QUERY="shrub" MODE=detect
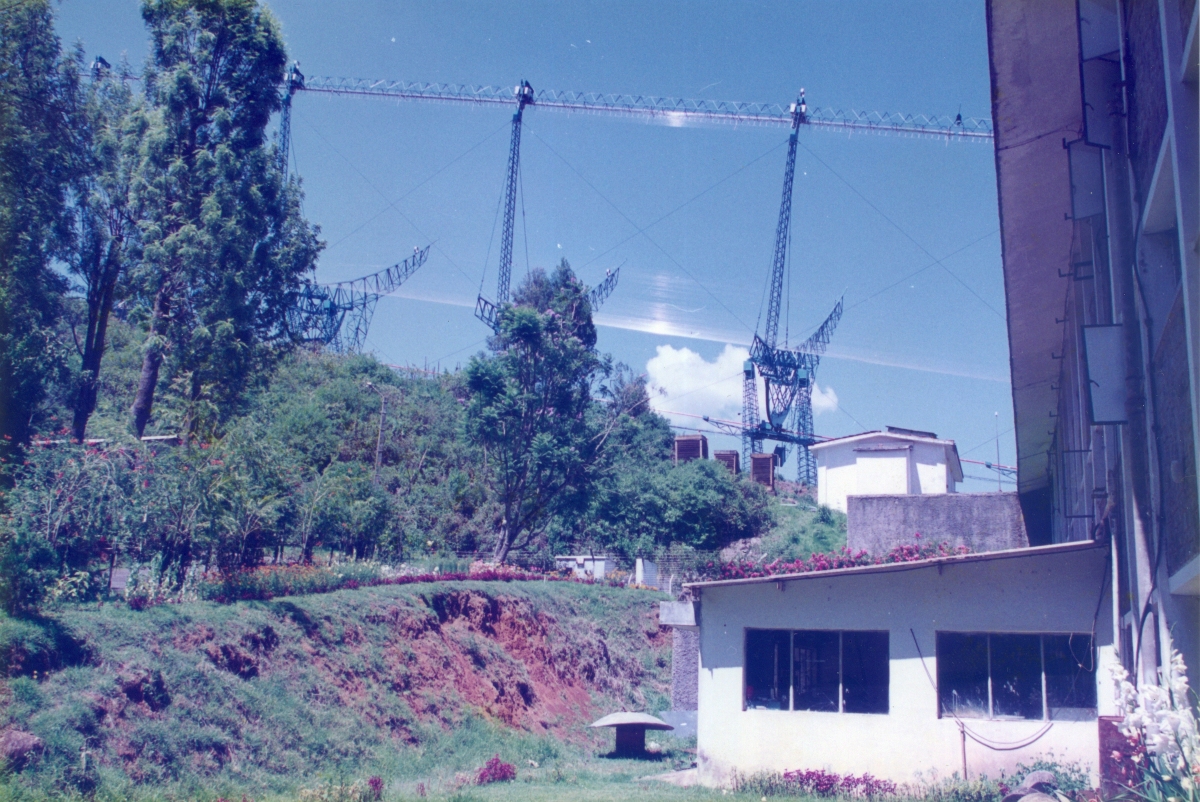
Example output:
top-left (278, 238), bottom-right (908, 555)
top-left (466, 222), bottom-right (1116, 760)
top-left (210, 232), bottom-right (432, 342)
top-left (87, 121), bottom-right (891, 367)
top-left (733, 767), bottom-right (897, 797)
top-left (180, 560), bottom-right (596, 605)
top-left (714, 537), bottom-right (970, 580)
top-left (476, 754), bottom-right (516, 784)
top-left (1013, 757), bottom-right (1091, 793)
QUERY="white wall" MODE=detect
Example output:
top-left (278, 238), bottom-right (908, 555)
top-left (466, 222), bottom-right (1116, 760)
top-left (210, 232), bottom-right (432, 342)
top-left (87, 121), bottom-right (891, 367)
top-left (913, 441), bottom-right (953, 495)
top-left (857, 450), bottom-right (910, 496)
top-left (694, 544), bottom-right (1117, 787)
top-left (816, 435), bottom-right (956, 512)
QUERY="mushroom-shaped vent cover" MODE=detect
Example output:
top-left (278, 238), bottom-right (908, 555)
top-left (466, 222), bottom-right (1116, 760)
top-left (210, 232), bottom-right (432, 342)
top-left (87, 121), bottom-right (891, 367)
top-left (589, 712), bottom-right (674, 730)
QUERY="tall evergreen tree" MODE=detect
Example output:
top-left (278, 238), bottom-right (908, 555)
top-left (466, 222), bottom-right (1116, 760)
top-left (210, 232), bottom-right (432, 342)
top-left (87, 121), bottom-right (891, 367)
top-left (466, 260), bottom-right (627, 563)
top-left (129, 0), bottom-right (320, 438)
top-left (0, 0), bottom-right (82, 473)
top-left (68, 62), bottom-right (143, 442)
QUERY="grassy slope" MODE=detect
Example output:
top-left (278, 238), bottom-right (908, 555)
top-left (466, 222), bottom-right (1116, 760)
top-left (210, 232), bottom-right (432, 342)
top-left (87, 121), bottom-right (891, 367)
top-left (755, 501), bottom-right (848, 563)
top-left (0, 581), bottom-right (676, 799)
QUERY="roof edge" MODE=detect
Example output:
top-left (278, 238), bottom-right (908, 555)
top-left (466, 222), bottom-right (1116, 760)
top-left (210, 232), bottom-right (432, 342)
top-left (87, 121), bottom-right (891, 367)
top-left (684, 539), bottom-right (1104, 590)
top-left (810, 430), bottom-right (957, 451)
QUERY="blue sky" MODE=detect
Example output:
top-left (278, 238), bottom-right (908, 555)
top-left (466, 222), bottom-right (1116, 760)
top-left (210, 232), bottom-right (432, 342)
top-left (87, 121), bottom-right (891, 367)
top-left (56, 0), bottom-right (1016, 490)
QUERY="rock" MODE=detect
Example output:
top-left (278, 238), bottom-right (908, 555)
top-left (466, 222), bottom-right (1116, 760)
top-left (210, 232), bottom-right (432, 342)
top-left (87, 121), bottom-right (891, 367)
top-left (120, 669), bottom-right (171, 711)
top-left (1016, 771), bottom-right (1059, 793)
top-left (646, 741), bottom-right (663, 754)
top-left (0, 729), bottom-right (43, 770)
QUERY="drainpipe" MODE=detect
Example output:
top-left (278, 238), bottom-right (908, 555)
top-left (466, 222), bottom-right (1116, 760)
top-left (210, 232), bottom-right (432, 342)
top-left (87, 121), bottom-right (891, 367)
top-left (1105, 7), bottom-right (1159, 683)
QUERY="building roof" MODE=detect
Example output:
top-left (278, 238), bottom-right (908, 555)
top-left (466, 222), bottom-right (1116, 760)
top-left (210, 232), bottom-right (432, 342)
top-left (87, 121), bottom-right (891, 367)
top-left (808, 429), bottom-right (964, 482)
top-left (589, 712), bottom-right (674, 730)
top-left (683, 539), bottom-right (1103, 590)
top-left (988, 0), bottom-right (1083, 496)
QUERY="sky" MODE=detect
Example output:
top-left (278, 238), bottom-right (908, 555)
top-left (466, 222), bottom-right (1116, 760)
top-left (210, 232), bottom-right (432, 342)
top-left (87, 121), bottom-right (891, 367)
top-left (54, 0), bottom-right (1017, 491)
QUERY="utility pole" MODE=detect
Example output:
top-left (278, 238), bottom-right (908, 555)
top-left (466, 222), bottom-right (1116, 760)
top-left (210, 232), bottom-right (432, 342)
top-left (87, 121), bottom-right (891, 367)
top-left (995, 412), bottom-right (1001, 492)
top-left (364, 382), bottom-right (387, 487)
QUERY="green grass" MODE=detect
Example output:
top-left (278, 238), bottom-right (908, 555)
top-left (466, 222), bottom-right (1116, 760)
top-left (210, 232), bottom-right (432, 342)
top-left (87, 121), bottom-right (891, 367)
top-left (0, 581), bottom-right (675, 800)
top-left (757, 502), bottom-right (847, 562)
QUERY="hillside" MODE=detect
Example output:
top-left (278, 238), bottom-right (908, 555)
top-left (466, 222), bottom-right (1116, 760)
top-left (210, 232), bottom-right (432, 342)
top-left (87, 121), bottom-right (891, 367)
top-left (0, 581), bottom-right (673, 798)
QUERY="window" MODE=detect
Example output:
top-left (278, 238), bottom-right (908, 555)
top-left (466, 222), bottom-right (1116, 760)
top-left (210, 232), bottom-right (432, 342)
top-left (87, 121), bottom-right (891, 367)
top-left (745, 630), bottom-right (790, 710)
top-left (936, 633), bottom-right (1097, 721)
top-left (745, 629), bottom-right (889, 714)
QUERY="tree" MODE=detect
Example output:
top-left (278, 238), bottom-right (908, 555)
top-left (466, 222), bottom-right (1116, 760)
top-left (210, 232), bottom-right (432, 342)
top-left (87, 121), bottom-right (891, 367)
top-left (465, 260), bottom-right (616, 563)
top-left (559, 387), bottom-right (774, 561)
top-left (67, 62), bottom-right (143, 442)
top-left (129, 0), bottom-right (320, 439)
top-left (0, 0), bottom-right (82, 474)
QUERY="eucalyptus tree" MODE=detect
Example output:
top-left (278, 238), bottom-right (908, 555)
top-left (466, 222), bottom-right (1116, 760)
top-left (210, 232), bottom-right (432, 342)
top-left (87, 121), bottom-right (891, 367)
top-left (466, 260), bottom-right (630, 564)
top-left (68, 62), bottom-right (144, 442)
top-left (0, 0), bottom-right (83, 469)
top-left (129, 0), bottom-right (320, 439)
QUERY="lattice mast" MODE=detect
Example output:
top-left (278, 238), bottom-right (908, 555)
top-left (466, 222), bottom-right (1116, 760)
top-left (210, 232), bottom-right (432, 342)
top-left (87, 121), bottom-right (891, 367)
top-left (287, 246), bottom-right (431, 353)
top-left (745, 91), bottom-right (845, 486)
top-left (283, 76), bottom-right (992, 334)
top-left (278, 63), bottom-right (304, 176)
top-left (276, 75), bottom-right (988, 373)
top-left (474, 81), bottom-right (534, 330)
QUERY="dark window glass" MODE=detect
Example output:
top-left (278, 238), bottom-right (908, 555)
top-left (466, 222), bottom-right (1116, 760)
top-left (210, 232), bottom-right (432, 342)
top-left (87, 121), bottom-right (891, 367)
top-left (991, 634), bottom-right (1044, 720)
top-left (938, 633), bottom-right (989, 718)
top-left (842, 631), bottom-right (889, 714)
top-left (745, 630), bottom-right (790, 710)
top-left (793, 630), bottom-right (840, 711)
top-left (1044, 634), bottom-right (1097, 719)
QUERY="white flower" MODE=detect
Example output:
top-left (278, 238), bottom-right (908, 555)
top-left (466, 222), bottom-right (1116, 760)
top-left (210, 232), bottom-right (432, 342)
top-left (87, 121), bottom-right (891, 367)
top-left (1112, 648), bottom-right (1199, 773)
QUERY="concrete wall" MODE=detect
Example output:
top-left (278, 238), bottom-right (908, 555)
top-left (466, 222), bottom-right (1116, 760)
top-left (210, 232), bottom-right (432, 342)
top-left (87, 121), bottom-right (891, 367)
top-left (672, 628), bottom-right (699, 711)
top-left (694, 544), bottom-right (1116, 786)
top-left (847, 493), bottom-right (1028, 556)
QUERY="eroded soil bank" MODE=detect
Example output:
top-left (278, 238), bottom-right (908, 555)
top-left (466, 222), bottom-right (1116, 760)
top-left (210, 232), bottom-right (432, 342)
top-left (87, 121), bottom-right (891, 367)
top-left (0, 581), bottom-right (672, 796)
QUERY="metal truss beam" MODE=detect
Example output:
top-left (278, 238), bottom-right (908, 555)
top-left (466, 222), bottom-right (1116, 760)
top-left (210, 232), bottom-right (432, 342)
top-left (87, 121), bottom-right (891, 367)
top-left (299, 76), bottom-right (993, 141)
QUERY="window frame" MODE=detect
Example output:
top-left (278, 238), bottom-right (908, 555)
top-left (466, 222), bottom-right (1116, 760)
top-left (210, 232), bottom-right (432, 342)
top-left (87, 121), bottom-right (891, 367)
top-left (935, 631), bottom-right (1097, 722)
top-left (743, 628), bottom-right (890, 715)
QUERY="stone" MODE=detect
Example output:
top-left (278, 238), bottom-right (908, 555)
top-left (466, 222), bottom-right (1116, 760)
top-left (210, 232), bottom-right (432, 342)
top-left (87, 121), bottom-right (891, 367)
top-left (0, 729), bottom-right (43, 770)
top-left (1016, 770), bottom-right (1059, 793)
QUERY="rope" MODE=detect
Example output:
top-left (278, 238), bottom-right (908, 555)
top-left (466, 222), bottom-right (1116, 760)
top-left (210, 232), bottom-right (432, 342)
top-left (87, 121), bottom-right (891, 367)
top-left (963, 722), bottom-right (1054, 751)
top-left (908, 628), bottom-right (1055, 753)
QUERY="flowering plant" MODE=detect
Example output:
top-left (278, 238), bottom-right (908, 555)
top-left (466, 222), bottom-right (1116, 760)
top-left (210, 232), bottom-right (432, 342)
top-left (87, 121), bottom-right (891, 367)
top-left (733, 767), bottom-right (896, 797)
top-left (476, 754), bottom-right (516, 784)
top-left (1111, 647), bottom-right (1199, 802)
top-left (713, 536), bottom-right (970, 581)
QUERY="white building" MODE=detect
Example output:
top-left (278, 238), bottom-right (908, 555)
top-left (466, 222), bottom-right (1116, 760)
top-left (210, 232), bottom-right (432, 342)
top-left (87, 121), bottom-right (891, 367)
top-left (685, 541), bottom-right (1116, 786)
top-left (810, 427), bottom-right (964, 513)
top-left (553, 555), bottom-right (610, 580)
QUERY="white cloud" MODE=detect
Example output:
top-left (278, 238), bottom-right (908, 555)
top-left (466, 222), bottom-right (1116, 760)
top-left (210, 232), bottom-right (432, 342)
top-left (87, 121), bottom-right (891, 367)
top-left (811, 382), bottom-right (839, 416)
top-left (645, 344), bottom-right (748, 428)
top-left (645, 343), bottom-right (840, 434)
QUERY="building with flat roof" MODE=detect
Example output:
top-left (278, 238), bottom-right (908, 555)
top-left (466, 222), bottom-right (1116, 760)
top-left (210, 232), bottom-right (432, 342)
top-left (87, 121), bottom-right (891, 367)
top-left (685, 542), bottom-right (1114, 785)
top-left (810, 428), bottom-right (963, 513)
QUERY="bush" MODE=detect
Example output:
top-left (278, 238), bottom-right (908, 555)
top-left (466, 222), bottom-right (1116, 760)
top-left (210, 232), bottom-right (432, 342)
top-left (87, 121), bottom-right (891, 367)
top-left (180, 561), bottom-right (591, 605)
top-left (1013, 757), bottom-right (1091, 793)
top-left (476, 754), bottom-right (516, 784)
top-left (714, 536), bottom-right (971, 580)
top-left (733, 767), bottom-right (897, 797)
top-left (904, 757), bottom-right (1093, 802)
